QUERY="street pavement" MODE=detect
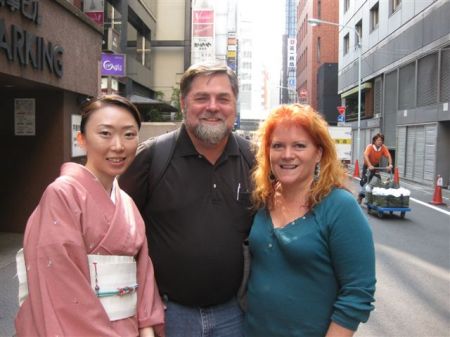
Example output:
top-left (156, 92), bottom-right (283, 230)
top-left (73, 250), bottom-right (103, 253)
top-left (0, 233), bottom-right (22, 337)
top-left (350, 175), bottom-right (450, 337)
top-left (0, 175), bottom-right (450, 337)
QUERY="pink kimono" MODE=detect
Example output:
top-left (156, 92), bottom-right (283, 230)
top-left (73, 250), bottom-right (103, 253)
top-left (15, 163), bottom-right (164, 337)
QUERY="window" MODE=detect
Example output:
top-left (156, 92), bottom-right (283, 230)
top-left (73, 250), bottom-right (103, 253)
top-left (343, 33), bottom-right (350, 55)
top-left (355, 20), bottom-right (362, 48)
top-left (318, 0), bottom-right (321, 19)
top-left (104, 2), bottom-right (122, 34)
top-left (127, 23), bottom-right (151, 69)
top-left (344, 0), bottom-right (350, 13)
top-left (390, 0), bottom-right (401, 14)
top-left (370, 3), bottom-right (379, 32)
top-left (317, 37), bottom-right (321, 63)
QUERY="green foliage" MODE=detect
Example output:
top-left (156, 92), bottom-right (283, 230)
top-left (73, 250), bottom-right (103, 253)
top-left (171, 86), bottom-right (183, 121)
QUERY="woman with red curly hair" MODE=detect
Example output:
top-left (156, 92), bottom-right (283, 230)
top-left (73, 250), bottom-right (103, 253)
top-left (244, 104), bottom-right (376, 337)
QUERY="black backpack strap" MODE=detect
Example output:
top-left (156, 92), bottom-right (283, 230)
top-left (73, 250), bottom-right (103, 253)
top-left (147, 129), bottom-right (180, 199)
top-left (234, 134), bottom-right (256, 169)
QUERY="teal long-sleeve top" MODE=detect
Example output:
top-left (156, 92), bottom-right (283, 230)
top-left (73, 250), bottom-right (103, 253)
top-left (244, 188), bottom-right (376, 337)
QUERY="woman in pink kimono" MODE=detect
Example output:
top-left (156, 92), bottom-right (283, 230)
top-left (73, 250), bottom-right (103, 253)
top-left (15, 95), bottom-right (164, 337)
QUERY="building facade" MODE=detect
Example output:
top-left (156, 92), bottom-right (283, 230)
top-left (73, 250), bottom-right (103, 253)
top-left (1, 0), bottom-right (103, 232)
top-left (339, 0), bottom-right (450, 186)
top-left (296, 0), bottom-right (339, 120)
top-left (101, 0), bottom-right (188, 118)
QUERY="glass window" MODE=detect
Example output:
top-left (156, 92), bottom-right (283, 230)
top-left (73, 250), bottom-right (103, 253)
top-left (390, 0), bottom-right (401, 14)
top-left (355, 20), bottom-right (362, 47)
top-left (344, 0), bottom-right (350, 13)
top-left (317, 37), bottom-right (321, 63)
top-left (104, 1), bottom-right (122, 34)
top-left (127, 22), bottom-right (151, 69)
top-left (343, 33), bottom-right (350, 55)
top-left (370, 3), bottom-right (379, 32)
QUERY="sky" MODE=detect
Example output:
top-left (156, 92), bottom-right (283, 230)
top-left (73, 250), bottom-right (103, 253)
top-left (240, 0), bottom-right (284, 119)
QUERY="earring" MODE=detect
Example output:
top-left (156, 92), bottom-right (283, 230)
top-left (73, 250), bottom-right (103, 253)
top-left (314, 162), bottom-right (321, 181)
top-left (269, 171), bottom-right (276, 182)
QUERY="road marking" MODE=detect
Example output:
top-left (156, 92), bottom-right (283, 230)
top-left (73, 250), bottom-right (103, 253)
top-left (410, 198), bottom-right (450, 216)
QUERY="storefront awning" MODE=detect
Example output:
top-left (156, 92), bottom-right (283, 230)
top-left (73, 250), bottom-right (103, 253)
top-left (340, 82), bottom-right (372, 98)
top-left (128, 94), bottom-right (178, 112)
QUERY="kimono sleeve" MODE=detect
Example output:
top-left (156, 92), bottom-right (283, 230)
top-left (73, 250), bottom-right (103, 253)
top-left (135, 226), bottom-right (165, 328)
top-left (325, 190), bottom-right (376, 331)
top-left (16, 183), bottom-right (123, 337)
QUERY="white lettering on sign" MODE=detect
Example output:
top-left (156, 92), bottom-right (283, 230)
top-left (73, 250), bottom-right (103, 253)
top-left (103, 60), bottom-right (122, 71)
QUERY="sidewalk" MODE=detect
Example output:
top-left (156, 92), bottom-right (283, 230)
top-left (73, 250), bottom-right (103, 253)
top-left (0, 232), bottom-right (22, 337)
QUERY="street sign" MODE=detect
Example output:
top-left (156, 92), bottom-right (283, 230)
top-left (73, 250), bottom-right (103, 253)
top-left (337, 114), bottom-right (345, 122)
top-left (337, 106), bottom-right (346, 115)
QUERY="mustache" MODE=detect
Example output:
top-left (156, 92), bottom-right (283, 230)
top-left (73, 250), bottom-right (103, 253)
top-left (199, 112), bottom-right (225, 121)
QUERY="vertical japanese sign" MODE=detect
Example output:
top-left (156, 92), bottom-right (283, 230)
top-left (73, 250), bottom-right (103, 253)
top-left (83, 0), bottom-right (104, 26)
top-left (192, 8), bottom-right (215, 64)
top-left (227, 32), bottom-right (237, 71)
top-left (287, 38), bottom-right (296, 94)
top-left (14, 98), bottom-right (35, 136)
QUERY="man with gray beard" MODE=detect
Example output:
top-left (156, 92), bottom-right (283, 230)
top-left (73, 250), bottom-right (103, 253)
top-left (120, 63), bottom-right (255, 337)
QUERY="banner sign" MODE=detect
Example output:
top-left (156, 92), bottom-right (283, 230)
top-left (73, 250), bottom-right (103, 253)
top-left (84, 0), bottom-right (104, 26)
top-left (101, 53), bottom-right (126, 77)
top-left (227, 32), bottom-right (237, 71)
top-left (192, 8), bottom-right (215, 64)
top-left (287, 37), bottom-right (296, 91)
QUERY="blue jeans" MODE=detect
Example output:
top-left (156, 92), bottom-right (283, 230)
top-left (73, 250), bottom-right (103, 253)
top-left (164, 297), bottom-right (244, 337)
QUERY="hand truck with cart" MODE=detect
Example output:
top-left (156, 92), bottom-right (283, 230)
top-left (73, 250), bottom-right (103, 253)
top-left (358, 167), bottom-right (411, 218)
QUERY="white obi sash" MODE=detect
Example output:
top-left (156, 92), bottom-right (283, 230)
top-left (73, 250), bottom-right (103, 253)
top-left (16, 249), bottom-right (138, 321)
top-left (16, 248), bottom-right (28, 306)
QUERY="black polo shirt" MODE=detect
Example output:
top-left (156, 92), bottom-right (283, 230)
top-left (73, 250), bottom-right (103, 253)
top-left (122, 125), bottom-right (254, 307)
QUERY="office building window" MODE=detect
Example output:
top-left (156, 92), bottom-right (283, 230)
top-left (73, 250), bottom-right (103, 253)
top-left (343, 33), bottom-right (349, 55)
top-left (390, 0), bottom-right (401, 14)
top-left (355, 20), bottom-right (362, 48)
top-left (370, 3), bottom-right (379, 32)
top-left (317, 37), bottom-right (321, 63)
top-left (104, 2), bottom-right (122, 34)
top-left (127, 23), bottom-right (151, 69)
top-left (344, 0), bottom-right (350, 13)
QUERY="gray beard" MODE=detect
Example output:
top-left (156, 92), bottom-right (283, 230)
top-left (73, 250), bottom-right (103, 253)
top-left (193, 121), bottom-right (230, 145)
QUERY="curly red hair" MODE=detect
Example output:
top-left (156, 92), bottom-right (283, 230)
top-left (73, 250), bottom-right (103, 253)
top-left (251, 104), bottom-right (348, 209)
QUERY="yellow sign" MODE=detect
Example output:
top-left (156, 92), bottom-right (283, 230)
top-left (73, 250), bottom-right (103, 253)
top-left (335, 139), bottom-right (352, 144)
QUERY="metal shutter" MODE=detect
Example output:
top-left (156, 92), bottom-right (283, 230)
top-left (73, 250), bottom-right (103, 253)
top-left (413, 127), bottom-right (425, 182)
top-left (440, 47), bottom-right (450, 102)
top-left (399, 62), bottom-right (416, 109)
top-left (383, 71), bottom-right (397, 148)
top-left (424, 124), bottom-right (437, 182)
top-left (405, 127), bottom-right (415, 180)
top-left (417, 53), bottom-right (438, 106)
top-left (397, 126), bottom-right (407, 177)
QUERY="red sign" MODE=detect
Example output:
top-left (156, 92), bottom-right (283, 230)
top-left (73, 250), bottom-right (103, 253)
top-left (337, 106), bottom-right (346, 115)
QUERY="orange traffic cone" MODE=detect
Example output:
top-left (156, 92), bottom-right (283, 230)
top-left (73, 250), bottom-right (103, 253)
top-left (393, 167), bottom-right (400, 186)
top-left (353, 160), bottom-right (360, 178)
top-left (430, 175), bottom-right (446, 205)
